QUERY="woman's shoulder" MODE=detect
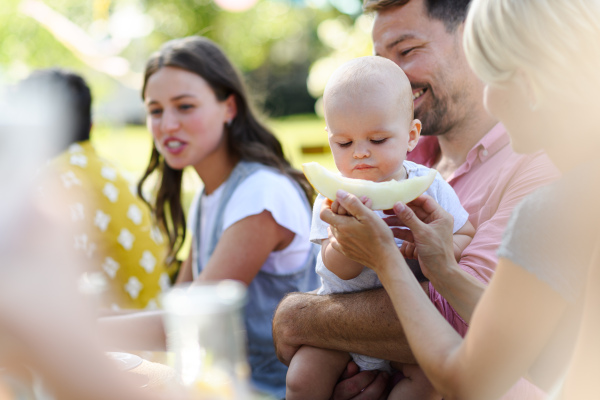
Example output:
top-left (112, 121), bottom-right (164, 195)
top-left (228, 165), bottom-right (308, 211)
top-left (500, 164), bottom-right (600, 302)
top-left (221, 164), bottom-right (311, 238)
top-left (237, 167), bottom-right (303, 197)
top-left (510, 162), bottom-right (597, 225)
top-left (242, 166), bottom-right (294, 184)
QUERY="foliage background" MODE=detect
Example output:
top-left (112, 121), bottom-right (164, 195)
top-left (0, 0), bottom-right (373, 122)
top-left (0, 0), bottom-right (375, 211)
top-left (1, 0), bottom-right (374, 258)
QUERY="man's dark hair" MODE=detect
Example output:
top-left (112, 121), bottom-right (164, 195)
top-left (20, 68), bottom-right (92, 144)
top-left (363, 0), bottom-right (472, 31)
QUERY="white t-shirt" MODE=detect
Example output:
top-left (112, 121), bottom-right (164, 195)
top-left (310, 160), bottom-right (469, 294)
top-left (189, 169), bottom-right (312, 276)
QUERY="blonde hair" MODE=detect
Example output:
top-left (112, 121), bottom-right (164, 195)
top-left (464, 0), bottom-right (600, 103)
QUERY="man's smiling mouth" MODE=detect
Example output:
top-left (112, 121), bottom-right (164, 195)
top-left (413, 88), bottom-right (426, 100)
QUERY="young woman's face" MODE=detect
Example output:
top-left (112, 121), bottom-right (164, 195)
top-left (144, 66), bottom-right (236, 172)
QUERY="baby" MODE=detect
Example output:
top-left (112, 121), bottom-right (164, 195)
top-left (285, 56), bottom-right (475, 400)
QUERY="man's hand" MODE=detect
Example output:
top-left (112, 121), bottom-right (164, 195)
top-left (331, 361), bottom-right (390, 400)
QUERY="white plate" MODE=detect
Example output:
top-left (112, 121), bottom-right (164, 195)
top-left (106, 352), bottom-right (143, 371)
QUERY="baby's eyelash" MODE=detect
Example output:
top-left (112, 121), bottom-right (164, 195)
top-left (338, 142), bottom-right (352, 148)
top-left (371, 138), bottom-right (387, 144)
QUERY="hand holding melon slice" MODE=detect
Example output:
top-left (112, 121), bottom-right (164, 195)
top-left (302, 162), bottom-right (437, 210)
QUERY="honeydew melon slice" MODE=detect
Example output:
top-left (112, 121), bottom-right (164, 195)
top-left (302, 162), bottom-right (437, 210)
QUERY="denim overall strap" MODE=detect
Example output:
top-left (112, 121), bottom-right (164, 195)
top-left (193, 161), bottom-right (263, 274)
top-left (192, 160), bottom-right (319, 399)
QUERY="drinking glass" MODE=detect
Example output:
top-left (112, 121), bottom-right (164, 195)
top-left (161, 280), bottom-right (251, 399)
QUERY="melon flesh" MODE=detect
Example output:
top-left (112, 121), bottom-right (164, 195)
top-left (302, 162), bottom-right (437, 210)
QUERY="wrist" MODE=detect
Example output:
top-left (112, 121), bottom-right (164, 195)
top-left (427, 259), bottom-right (461, 293)
top-left (366, 244), bottom-right (402, 275)
top-left (376, 252), bottom-right (416, 290)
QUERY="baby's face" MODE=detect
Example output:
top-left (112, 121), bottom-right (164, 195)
top-left (325, 91), bottom-right (415, 182)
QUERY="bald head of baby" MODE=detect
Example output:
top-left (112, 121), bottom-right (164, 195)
top-left (322, 56), bottom-right (421, 183)
top-left (323, 56), bottom-right (414, 125)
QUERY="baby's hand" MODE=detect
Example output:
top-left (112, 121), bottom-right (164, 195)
top-left (330, 199), bottom-right (349, 215)
top-left (329, 200), bottom-right (347, 215)
top-left (400, 241), bottom-right (419, 260)
top-left (331, 195), bottom-right (372, 215)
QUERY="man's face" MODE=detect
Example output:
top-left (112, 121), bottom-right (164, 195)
top-left (372, 0), bottom-right (476, 137)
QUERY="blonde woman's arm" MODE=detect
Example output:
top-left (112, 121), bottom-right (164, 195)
top-left (326, 192), bottom-right (567, 399)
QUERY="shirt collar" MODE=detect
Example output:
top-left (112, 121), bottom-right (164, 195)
top-left (407, 123), bottom-right (509, 181)
top-left (475, 123), bottom-right (509, 156)
top-left (462, 122), bottom-right (506, 163)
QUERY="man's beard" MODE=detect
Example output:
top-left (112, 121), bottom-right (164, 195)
top-left (414, 86), bottom-right (454, 137)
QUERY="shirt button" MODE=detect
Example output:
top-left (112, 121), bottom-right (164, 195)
top-left (481, 149), bottom-right (489, 157)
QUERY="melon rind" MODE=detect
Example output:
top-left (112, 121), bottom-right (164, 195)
top-left (302, 162), bottom-right (437, 210)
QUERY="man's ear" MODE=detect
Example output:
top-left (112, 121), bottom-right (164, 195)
top-left (407, 119), bottom-right (422, 152)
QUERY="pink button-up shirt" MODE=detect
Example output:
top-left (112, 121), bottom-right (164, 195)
top-left (409, 124), bottom-right (559, 329)
top-left (408, 124), bottom-right (560, 399)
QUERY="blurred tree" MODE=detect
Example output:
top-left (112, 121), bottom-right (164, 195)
top-left (0, 0), bottom-right (367, 119)
top-left (0, 1), bottom-right (84, 80)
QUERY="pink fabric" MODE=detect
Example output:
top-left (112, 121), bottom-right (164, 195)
top-left (428, 284), bottom-right (469, 336)
top-left (408, 124), bottom-right (559, 399)
top-left (408, 124), bottom-right (559, 285)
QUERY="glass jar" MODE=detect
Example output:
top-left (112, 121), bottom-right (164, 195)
top-left (162, 280), bottom-right (251, 400)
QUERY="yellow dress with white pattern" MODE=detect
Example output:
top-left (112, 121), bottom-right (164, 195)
top-left (43, 141), bottom-right (175, 309)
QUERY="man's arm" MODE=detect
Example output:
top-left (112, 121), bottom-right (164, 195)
top-left (273, 286), bottom-right (427, 365)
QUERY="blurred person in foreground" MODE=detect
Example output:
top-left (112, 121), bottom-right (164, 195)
top-left (273, 0), bottom-right (559, 397)
top-left (0, 71), bottom-right (187, 400)
top-left (24, 68), bottom-right (174, 310)
top-left (320, 0), bottom-right (600, 398)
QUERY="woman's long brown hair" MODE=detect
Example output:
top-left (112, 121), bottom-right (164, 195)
top-left (139, 36), bottom-right (314, 265)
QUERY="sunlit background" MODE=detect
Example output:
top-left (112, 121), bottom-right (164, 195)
top-left (1, 0), bottom-right (374, 176)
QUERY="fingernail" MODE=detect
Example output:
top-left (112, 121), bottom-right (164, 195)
top-left (337, 189), bottom-right (348, 199)
top-left (395, 202), bottom-right (406, 212)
